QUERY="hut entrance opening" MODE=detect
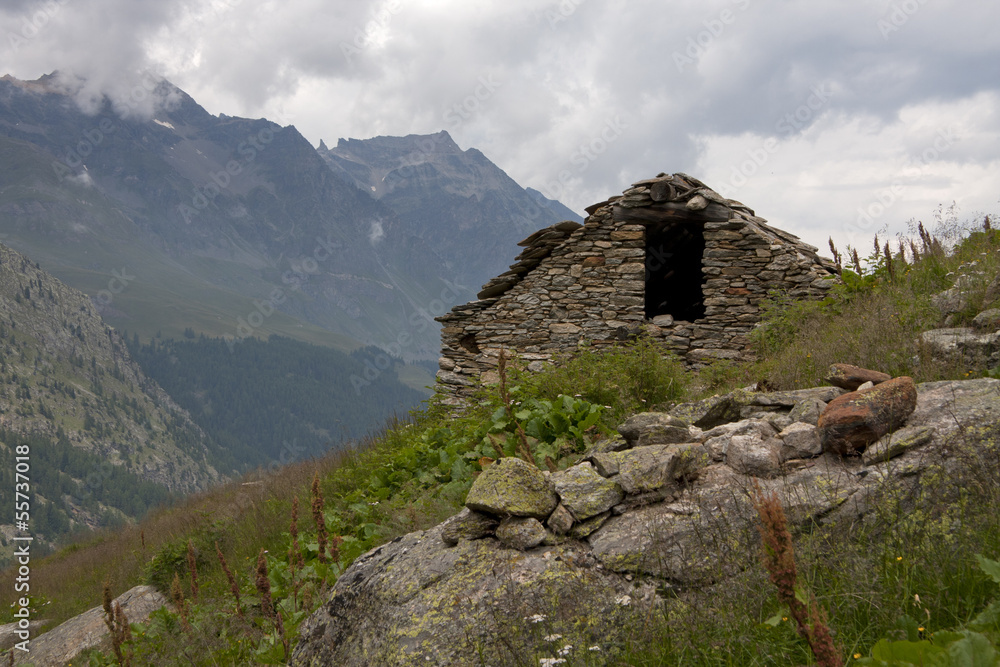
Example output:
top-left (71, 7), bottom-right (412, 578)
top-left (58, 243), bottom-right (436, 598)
top-left (644, 221), bottom-right (706, 322)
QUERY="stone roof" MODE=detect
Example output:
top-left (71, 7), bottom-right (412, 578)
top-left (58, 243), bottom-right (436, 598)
top-left (456, 172), bottom-right (835, 315)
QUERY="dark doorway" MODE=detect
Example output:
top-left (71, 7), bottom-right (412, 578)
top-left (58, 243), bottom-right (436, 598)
top-left (644, 221), bottom-right (706, 322)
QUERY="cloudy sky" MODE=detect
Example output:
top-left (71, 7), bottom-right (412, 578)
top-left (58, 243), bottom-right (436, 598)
top-left (3, 0), bottom-right (999, 254)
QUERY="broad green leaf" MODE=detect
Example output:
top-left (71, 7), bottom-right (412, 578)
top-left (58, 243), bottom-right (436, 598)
top-left (870, 638), bottom-right (946, 663)
top-left (977, 555), bottom-right (1000, 585)
top-left (946, 631), bottom-right (997, 666)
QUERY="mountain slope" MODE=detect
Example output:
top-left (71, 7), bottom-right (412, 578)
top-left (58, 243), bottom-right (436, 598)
top-left (319, 130), bottom-right (583, 293)
top-left (0, 241), bottom-right (220, 551)
top-left (0, 74), bottom-right (456, 358)
top-left (0, 74), bottom-right (580, 361)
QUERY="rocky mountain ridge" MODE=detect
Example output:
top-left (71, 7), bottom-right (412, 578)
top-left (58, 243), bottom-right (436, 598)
top-left (0, 73), bottom-right (575, 359)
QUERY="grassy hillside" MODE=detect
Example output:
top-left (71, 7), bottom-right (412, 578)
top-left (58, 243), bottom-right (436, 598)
top-left (127, 334), bottom-right (431, 476)
top-left (2, 213), bottom-right (998, 665)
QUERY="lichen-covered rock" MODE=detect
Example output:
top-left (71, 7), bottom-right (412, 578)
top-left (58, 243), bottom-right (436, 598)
top-left (553, 462), bottom-right (624, 520)
top-left (546, 504), bottom-right (575, 534)
top-left (441, 508), bottom-right (499, 546)
top-left (617, 412), bottom-right (690, 444)
top-left (818, 377), bottom-right (918, 455)
top-left (290, 523), bottom-right (653, 667)
top-left (777, 422), bottom-right (822, 462)
top-left (788, 398), bottom-right (827, 425)
top-left (862, 425), bottom-right (936, 466)
top-left (637, 424), bottom-right (693, 447)
top-left (726, 434), bottom-right (782, 477)
top-left (570, 511), bottom-right (610, 538)
top-left (825, 364), bottom-right (891, 391)
top-left (465, 457), bottom-right (558, 519)
top-left (496, 516), bottom-right (548, 550)
top-left (703, 419), bottom-right (777, 461)
top-left (584, 434), bottom-right (629, 455)
top-left (616, 443), bottom-right (710, 494)
top-left (589, 451), bottom-right (622, 477)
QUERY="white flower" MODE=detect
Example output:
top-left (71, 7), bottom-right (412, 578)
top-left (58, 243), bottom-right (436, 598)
top-left (543, 634), bottom-right (562, 642)
top-left (589, 645), bottom-right (601, 651)
top-left (557, 645), bottom-right (573, 656)
top-left (539, 659), bottom-right (566, 666)
top-left (526, 614), bottom-right (546, 624)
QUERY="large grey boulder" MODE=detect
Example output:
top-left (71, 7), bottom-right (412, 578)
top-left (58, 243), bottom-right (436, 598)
top-left (290, 524), bottom-right (653, 667)
top-left (12, 586), bottom-right (167, 667)
top-left (465, 457), bottom-right (557, 519)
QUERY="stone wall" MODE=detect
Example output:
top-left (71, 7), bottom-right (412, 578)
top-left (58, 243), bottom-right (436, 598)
top-left (436, 173), bottom-right (838, 402)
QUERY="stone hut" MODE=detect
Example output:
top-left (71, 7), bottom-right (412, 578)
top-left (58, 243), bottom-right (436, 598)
top-left (436, 172), bottom-right (838, 401)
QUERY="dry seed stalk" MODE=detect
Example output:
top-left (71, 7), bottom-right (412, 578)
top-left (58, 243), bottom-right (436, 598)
top-left (186, 540), bottom-right (199, 602)
top-left (215, 541), bottom-right (244, 618)
top-left (311, 473), bottom-right (328, 564)
top-left (255, 548), bottom-right (275, 621)
top-left (752, 485), bottom-right (842, 667)
top-left (170, 573), bottom-right (191, 632)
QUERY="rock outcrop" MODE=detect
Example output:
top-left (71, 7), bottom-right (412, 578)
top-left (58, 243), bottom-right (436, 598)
top-left (12, 586), bottom-right (168, 666)
top-left (291, 377), bottom-right (1000, 666)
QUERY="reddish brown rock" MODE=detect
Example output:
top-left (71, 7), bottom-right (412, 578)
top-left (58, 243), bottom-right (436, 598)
top-left (817, 376), bottom-right (917, 455)
top-left (825, 363), bottom-right (892, 391)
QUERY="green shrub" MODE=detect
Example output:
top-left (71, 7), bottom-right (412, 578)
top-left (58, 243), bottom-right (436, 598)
top-left (517, 337), bottom-right (689, 425)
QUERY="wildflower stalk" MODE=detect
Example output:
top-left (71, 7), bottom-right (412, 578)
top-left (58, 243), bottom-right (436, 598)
top-left (752, 485), bottom-right (843, 667)
top-left (215, 541), bottom-right (244, 619)
top-left (186, 540), bottom-right (199, 602)
top-left (255, 548), bottom-right (275, 621)
top-left (102, 581), bottom-right (132, 666)
top-left (170, 573), bottom-right (192, 632)
top-left (311, 473), bottom-right (328, 564)
top-left (289, 497), bottom-right (302, 611)
top-left (255, 548), bottom-right (289, 659)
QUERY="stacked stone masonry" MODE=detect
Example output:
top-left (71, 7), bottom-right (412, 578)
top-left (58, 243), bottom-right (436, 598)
top-left (436, 172), bottom-right (838, 401)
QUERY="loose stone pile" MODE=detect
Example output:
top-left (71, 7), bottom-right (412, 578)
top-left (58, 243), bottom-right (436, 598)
top-left (437, 172), bottom-right (838, 403)
top-left (442, 363), bottom-right (920, 553)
